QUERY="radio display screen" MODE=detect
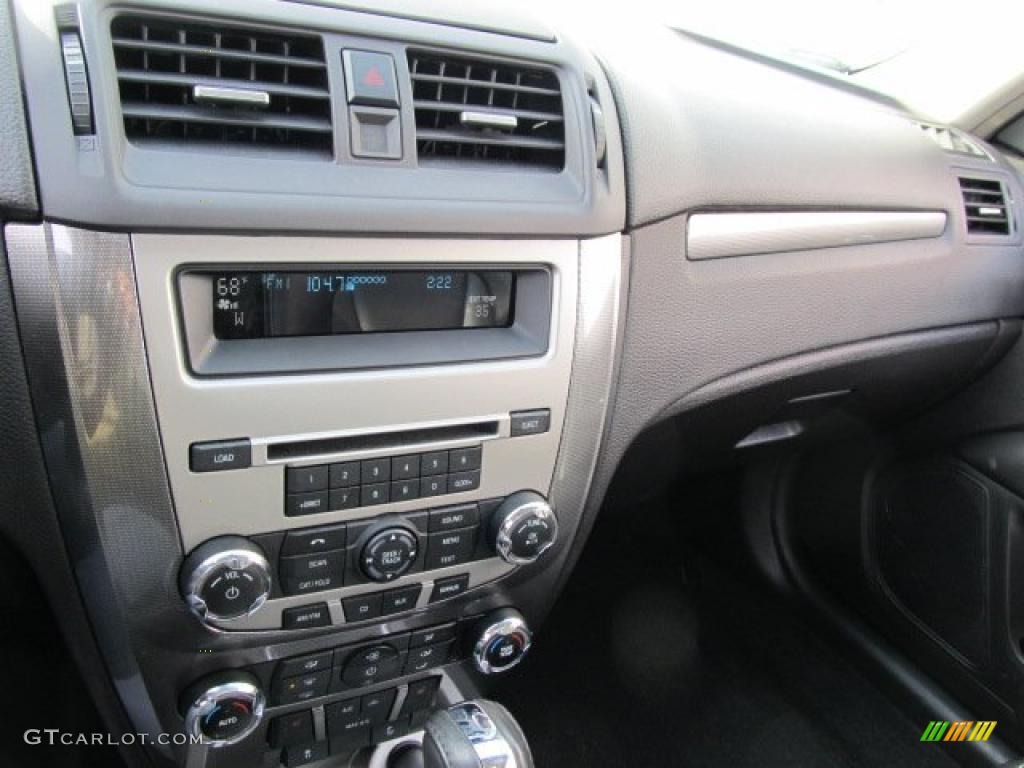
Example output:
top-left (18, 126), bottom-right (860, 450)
top-left (209, 269), bottom-right (515, 340)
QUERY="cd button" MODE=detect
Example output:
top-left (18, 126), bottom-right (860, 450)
top-left (342, 593), bottom-right (382, 622)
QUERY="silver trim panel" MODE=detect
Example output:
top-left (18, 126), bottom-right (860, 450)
top-left (687, 210), bottom-right (948, 261)
top-left (133, 235), bottom-right (580, 551)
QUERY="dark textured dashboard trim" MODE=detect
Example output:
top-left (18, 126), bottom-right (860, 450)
top-left (0, 0), bottom-right (38, 217)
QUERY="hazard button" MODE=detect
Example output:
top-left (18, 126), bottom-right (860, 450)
top-left (342, 50), bottom-right (399, 108)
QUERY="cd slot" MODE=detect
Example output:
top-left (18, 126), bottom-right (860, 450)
top-left (267, 420), bottom-right (500, 462)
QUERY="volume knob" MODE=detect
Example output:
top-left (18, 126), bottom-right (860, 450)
top-left (180, 536), bottom-right (272, 623)
top-left (489, 491), bottom-right (558, 565)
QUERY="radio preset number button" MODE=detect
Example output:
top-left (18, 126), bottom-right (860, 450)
top-left (421, 475), bottom-right (447, 498)
top-left (361, 483), bottom-right (390, 507)
top-left (391, 479), bottom-right (420, 502)
top-left (392, 454), bottom-right (420, 480)
top-left (361, 458), bottom-right (391, 484)
top-left (329, 461), bottom-right (361, 488)
top-left (448, 446), bottom-right (482, 472)
top-left (287, 465), bottom-right (328, 493)
top-left (420, 451), bottom-right (448, 476)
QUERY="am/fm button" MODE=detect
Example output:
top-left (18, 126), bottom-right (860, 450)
top-left (189, 438), bottom-right (251, 472)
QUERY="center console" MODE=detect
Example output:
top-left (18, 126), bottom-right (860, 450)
top-left (134, 235), bottom-right (579, 638)
top-left (5, 225), bottom-right (622, 768)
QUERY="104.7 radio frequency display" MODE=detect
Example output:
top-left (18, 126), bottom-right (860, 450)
top-left (210, 269), bottom-right (515, 340)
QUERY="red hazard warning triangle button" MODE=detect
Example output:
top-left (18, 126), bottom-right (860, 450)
top-left (343, 49), bottom-right (399, 107)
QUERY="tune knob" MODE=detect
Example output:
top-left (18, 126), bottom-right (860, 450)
top-left (182, 671), bottom-right (265, 747)
top-left (472, 608), bottom-right (533, 675)
top-left (361, 526), bottom-right (419, 582)
top-left (180, 536), bottom-right (272, 622)
top-left (489, 491), bottom-right (558, 565)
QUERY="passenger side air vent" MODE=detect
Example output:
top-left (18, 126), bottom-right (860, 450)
top-left (110, 16), bottom-right (332, 155)
top-left (959, 178), bottom-right (1011, 235)
top-left (917, 123), bottom-right (988, 158)
top-left (408, 51), bottom-right (565, 170)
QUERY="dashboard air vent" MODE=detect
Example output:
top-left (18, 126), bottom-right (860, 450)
top-left (959, 177), bottom-right (1011, 235)
top-left (110, 16), bottom-right (332, 155)
top-left (407, 51), bottom-right (565, 170)
top-left (917, 123), bottom-right (988, 158)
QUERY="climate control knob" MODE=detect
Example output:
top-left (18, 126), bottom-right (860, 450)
top-left (489, 491), bottom-right (558, 565)
top-left (180, 536), bottom-right (272, 622)
top-left (472, 608), bottom-right (533, 675)
top-left (182, 670), bottom-right (265, 746)
top-left (361, 526), bottom-right (419, 582)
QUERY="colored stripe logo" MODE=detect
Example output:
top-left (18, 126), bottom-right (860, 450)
top-left (921, 721), bottom-right (997, 742)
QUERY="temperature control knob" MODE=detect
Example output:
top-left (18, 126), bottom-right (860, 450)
top-left (472, 608), bottom-right (533, 675)
top-left (361, 526), bottom-right (419, 582)
top-left (182, 671), bottom-right (265, 747)
top-left (180, 536), bottom-right (272, 622)
top-left (489, 491), bottom-right (558, 565)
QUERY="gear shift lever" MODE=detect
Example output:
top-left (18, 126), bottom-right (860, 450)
top-left (387, 700), bottom-right (533, 768)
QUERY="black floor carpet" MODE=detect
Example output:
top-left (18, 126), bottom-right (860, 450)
top-left (495, 502), bottom-right (959, 768)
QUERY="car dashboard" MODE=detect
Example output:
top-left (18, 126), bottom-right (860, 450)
top-left (0, 1), bottom-right (1022, 767)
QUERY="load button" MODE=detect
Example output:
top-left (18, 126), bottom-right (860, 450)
top-left (190, 439), bottom-right (251, 472)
